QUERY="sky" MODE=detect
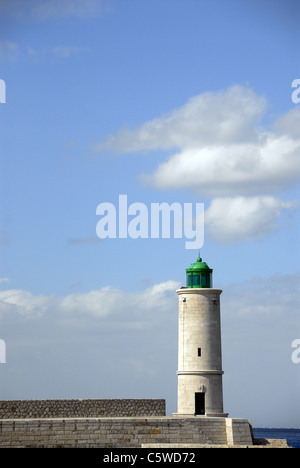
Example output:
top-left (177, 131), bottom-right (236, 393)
top-left (0, 0), bottom-right (299, 428)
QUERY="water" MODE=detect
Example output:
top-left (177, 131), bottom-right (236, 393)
top-left (253, 428), bottom-right (300, 448)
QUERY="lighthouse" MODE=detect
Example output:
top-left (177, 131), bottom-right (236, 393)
top-left (175, 255), bottom-right (228, 417)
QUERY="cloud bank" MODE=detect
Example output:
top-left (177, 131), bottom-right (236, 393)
top-left (0, 274), bottom-right (299, 425)
top-left (0, 281), bottom-right (180, 323)
top-left (205, 196), bottom-right (298, 243)
top-left (95, 85), bottom-right (300, 243)
top-left (95, 86), bottom-right (267, 154)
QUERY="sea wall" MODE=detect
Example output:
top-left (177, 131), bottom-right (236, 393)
top-left (0, 416), bottom-right (253, 448)
top-left (0, 399), bottom-right (165, 419)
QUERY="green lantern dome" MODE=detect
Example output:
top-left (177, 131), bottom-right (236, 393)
top-left (186, 255), bottom-right (213, 288)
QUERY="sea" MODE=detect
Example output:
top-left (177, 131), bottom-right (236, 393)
top-left (253, 428), bottom-right (300, 448)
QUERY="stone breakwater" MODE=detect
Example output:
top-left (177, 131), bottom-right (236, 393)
top-left (0, 399), bottom-right (166, 419)
top-left (0, 400), bottom-right (290, 448)
top-left (0, 416), bottom-right (253, 448)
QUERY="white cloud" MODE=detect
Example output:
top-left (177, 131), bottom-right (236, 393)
top-left (0, 274), bottom-right (299, 425)
top-left (95, 85), bottom-right (300, 197)
top-left (31, 0), bottom-right (103, 21)
top-left (221, 272), bottom-right (300, 426)
top-left (205, 196), bottom-right (298, 243)
top-left (273, 107), bottom-right (300, 139)
top-left (0, 0), bottom-right (104, 21)
top-left (95, 85), bottom-right (266, 153)
top-left (0, 40), bottom-right (19, 61)
top-left (141, 134), bottom-right (300, 197)
top-left (0, 280), bottom-right (180, 322)
top-left (0, 278), bottom-right (9, 284)
top-left (0, 289), bottom-right (53, 317)
top-left (94, 85), bottom-right (300, 243)
top-left (51, 45), bottom-right (91, 58)
top-left (222, 272), bottom-right (300, 323)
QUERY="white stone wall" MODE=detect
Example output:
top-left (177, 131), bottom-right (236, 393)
top-left (0, 416), bottom-right (254, 448)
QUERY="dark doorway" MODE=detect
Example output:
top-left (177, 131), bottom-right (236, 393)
top-left (195, 392), bottom-right (205, 415)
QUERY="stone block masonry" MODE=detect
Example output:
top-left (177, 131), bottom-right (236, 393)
top-left (0, 417), bottom-right (254, 448)
top-left (0, 399), bottom-right (165, 419)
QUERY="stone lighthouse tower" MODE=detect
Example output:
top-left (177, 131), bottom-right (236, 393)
top-left (175, 255), bottom-right (227, 417)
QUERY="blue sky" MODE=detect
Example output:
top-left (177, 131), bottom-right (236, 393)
top-left (0, 0), bottom-right (299, 427)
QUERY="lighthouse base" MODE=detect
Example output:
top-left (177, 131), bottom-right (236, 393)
top-left (176, 371), bottom-right (225, 417)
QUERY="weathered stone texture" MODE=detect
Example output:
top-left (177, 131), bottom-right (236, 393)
top-left (176, 288), bottom-right (226, 417)
top-left (0, 416), bottom-right (253, 448)
top-left (0, 399), bottom-right (165, 419)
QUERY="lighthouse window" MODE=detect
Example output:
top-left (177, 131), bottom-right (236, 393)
top-left (198, 348), bottom-right (201, 357)
top-left (201, 274), bottom-right (209, 287)
top-left (193, 274), bottom-right (200, 286)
